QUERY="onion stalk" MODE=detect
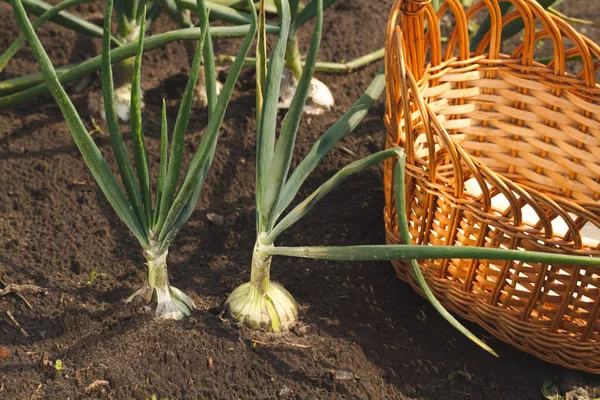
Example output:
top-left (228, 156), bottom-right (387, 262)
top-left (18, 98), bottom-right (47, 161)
top-left (223, 0), bottom-right (393, 332)
top-left (0, 24), bottom-right (274, 103)
top-left (10, 0), bottom-right (116, 41)
top-left (93, 0), bottom-right (159, 121)
top-left (11, 0), bottom-right (257, 319)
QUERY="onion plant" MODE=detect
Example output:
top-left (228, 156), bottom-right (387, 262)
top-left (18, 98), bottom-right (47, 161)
top-left (0, 0), bottom-right (107, 74)
top-left (225, 0), bottom-right (600, 356)
top-left (182, 0), bottom-right (339, 113)
top-left (1, 0), bottom-right (577, 112)
top-left (278, 0), bottom-right (335, 114)
top-left (10, 0), bottom-right (257, 319)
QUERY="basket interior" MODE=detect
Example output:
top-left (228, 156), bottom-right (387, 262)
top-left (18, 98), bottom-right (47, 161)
top-left (406, 59), bottom-right (600, 244)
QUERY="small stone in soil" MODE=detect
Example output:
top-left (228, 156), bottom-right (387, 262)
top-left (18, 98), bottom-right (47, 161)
top-left (332, 370), bottom-right (354, 381)
top-left (279, 385), bottom-right (292, 397)
top-left (142, 306), bottom-right (153, 313)
top-left (206, 213), bottom-right (224, 226)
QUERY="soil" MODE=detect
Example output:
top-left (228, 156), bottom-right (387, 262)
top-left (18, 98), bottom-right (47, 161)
top-left (1, 1), bottom-right (600, 399)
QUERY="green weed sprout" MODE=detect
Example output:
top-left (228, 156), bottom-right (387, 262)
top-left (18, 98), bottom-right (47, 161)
top-left (0, 0), bottom-right (106, 73)
top-left (224, 0), bottom-right (600, 356)
top-left (10, 0), bottom-right (257, 319)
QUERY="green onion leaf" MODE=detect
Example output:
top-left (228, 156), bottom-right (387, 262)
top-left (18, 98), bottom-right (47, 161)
top-left (292, 0), bottom-right (335, 32)
top-left (114, 0), bottom-right (134, 37)
top-left (11, 0), bottom-right (148, 247)
top-left (289, 0), bottom-right (300, 21)
top-left (264, 0), bottom-right (322, 229)
top-left (137, 0), bottom-right (149, 20)
top-left (145, 2), bottom-right (162, 27)
top-left (155, 16), bottom-right (208, 232)
top-left (0, 24), bottom-right (278, 109)
top-left (156, 0), bottom-right (194, 27)
top-left (0, 0), bottom-right (93, 73)
top-left (102, 0), bottom-right (147, 233)
top-left (268, 147), bottom-right (397, 243)
top-left (130, 7), bottom-right (153, 225)
top-left (154, 99), bottom-right (169, 226)
top-left (174, 0), bottom-right (266, 26)
top-left (127, 0), bottom-right (139, 22)
top-left (255, 0), bottom-right (267, 129)
top-left (0, 64), bottom-right (74, 96)
top-left (272, 67), bottom-right (384, 223)
top-left (19, 0), bottom-right (120, 44)
top-left (264, 244), bottom-right (600, 268)
top-left (198, 1), bottom-right (218, 116)
top-left (256, 0), bottom-right (291, 232)
top-left (157, 0), bottom-right (258, 250)
top-left (392, 150), bottom-right (497, 356)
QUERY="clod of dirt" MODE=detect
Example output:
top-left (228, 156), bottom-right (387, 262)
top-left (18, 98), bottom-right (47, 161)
top-left (292, 323), bottom-right (312, 336)
top-left (62, 313), bottom-right (96, 335)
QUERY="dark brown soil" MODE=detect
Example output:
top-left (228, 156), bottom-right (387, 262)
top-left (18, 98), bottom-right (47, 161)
top-left (1, 1), bottom-right (600, 399)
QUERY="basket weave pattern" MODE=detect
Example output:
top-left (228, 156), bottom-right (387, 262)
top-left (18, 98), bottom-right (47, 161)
top-left (384, 0), bottom-right (600, 372)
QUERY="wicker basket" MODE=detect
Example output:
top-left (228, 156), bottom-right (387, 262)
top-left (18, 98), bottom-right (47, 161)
top-left (383, 0), bottom-right (600, 372)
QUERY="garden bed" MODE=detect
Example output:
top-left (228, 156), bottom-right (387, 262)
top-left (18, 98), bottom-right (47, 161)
top-left (1, 0), bottom-right (600, 398)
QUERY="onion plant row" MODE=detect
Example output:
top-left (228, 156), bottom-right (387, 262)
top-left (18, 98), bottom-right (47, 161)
top-left (11, 0), bottom-right (600, 357)
top-left (1, 0), bottom-right (383, 114)
top-left (1, 0), bottom-right (575, 112)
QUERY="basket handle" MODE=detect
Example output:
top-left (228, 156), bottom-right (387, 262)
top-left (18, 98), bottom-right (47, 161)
top-left (391, 0), bottom-right (577, 77)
